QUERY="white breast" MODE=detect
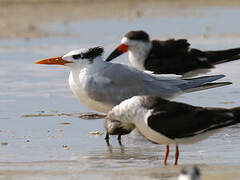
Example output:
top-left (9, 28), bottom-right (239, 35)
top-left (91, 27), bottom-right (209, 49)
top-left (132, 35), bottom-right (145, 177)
top-left (128, 51), bottom-right (147, 70)
top-left (128, 41), bottom-right (152, 71)
top-left (133, 109), bottom-right (175, 144)
top-left (69, 71), bottom-right (112, 113)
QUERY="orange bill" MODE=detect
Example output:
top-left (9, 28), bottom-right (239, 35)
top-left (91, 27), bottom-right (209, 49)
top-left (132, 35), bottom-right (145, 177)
top-left (35, 56), bottom-right (72, 65)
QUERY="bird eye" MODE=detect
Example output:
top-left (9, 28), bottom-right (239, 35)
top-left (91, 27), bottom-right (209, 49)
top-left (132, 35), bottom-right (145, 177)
top-left (72, 54), bottom-right (83, 59)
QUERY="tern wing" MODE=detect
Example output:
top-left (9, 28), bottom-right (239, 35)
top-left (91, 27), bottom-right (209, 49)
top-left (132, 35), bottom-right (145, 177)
top-left (105, 63), bottom-right (227, 91)
top-left (147, 97), bottom-right (238, 139)
top-left (85, 63), bottom-right (181, 105)
top-left (85, 63), bottom-right (229, 106)
top-left (147, 71), bottom-right (229, 93)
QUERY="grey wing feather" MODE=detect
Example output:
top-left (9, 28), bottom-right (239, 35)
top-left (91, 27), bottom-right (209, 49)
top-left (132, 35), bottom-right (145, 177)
top-left (144, 70), bottom-right (228, 92)
top-left (86, 63), bottom-right (227, 105)
top-left (87, 64), bottom-right (181, 104)
top-left (177, 74), bottom-right (226, 91)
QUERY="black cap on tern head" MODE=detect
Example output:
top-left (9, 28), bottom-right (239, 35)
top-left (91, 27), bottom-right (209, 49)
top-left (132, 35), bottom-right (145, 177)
top-left (124, 30), bottom-right (150, 42)
top-left (80, 46), bottom-right (104, 59)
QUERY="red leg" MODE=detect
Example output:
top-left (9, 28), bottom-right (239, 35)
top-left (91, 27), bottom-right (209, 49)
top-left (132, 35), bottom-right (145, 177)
top-left (164, 144), bottom-right (169, 166)
top-left (174, 145), bottom-right (179, 165)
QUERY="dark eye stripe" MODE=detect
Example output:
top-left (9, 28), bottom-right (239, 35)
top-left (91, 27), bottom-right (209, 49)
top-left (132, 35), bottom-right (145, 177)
top-left (72, 54), bottom-right (82, 59)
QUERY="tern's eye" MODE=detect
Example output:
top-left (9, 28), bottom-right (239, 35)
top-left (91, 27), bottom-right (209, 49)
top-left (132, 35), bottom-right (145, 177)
top-left (72, 54), bottom-right (83, 60)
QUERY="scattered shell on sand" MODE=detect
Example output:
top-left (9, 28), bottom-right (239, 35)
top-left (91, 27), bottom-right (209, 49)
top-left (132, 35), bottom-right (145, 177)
top-left (62, 144), bottom-right (71, 150)
top-left (21, 112), bottom-right (106, 120)
top-left (198, 150), bottom-right (207, 154)
top-left (59, 122), bottom-right (71, 125)
top-left (219, 101), bottom-right (236, 105)
top-left (77, 113), bottom-right (106, 120)
top-left (89, 131), bottom-right (104, 136)
top-left (21, 113), bottom-right (55, 117)
top-left (1, 142), bottom-right (8, 146)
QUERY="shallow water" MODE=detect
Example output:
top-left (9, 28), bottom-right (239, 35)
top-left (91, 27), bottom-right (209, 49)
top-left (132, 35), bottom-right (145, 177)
top-left (1, 6), bottom-right (240, 180)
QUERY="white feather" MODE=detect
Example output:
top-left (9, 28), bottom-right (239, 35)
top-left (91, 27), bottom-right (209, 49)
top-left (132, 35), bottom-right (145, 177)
top-left (121, 37), bottom-right (152, 70)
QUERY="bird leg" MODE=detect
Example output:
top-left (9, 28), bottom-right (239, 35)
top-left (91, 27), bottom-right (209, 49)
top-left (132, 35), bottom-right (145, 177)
top-left (104, 133), bottom-right (113, 153)
top-left (105, 133), bottom-right (111, 147)
top-left (164, 144), bottom-right (169, 166)
top-left (174, 144), bottom-right (179, 165)
top-left (117, 135), bottom-right (122, 146)
top-left (105, 132), bottom-right (110, 140)
top-left (117, 135), bottom-right (125, 154)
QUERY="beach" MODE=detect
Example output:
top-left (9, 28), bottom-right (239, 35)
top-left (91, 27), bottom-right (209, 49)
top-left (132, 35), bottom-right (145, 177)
top-left (1, 0), bottom-right (240, 179)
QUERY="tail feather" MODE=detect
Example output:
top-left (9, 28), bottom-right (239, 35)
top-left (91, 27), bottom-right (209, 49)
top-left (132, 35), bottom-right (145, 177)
top-left (180, 74), bottom-right (230, 92)
top-left (230, 107), bottom-right (240, 121)
top-left (205, 48), bottom-right (240, 64)
top-left (214, 55), bottom-right (240, 65)
top-left (183, 82), bottom-right (232, 93)
top-left (199, 107), bottom-right (240, 133)
top-left (183, 74), bottom-right (225, 81)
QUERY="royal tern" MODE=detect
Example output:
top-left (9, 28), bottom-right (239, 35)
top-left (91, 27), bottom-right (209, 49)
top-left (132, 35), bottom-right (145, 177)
top-left (106, 30), bottom-right (240, 77)
top-left (178, 166), bottom-right (201, 180)
top-left (105, 96), bottom-right (240, 165)
top-left (35, 46), bottom-right (231, 113)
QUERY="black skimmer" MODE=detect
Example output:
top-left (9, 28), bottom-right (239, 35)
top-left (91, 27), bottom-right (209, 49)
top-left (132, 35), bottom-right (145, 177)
top-left (105, 96), bottom-right (240, 165)
top-left (106, 30), bottom-right (240, 77)
top-left (178, 166), bottom-right (201, 180)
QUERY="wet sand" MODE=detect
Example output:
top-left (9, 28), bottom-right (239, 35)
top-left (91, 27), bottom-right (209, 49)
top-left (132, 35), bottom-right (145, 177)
top-left (1, 1), bottom-right (240, 179)
top-left (0, 162), bottom-right (240, 180)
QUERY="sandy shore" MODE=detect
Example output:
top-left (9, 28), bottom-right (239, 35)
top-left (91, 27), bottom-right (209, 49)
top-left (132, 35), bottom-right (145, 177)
top-left (1, 0), bottom-right (240, 39)
top-left (1, 2), bottom-right (240, 179)
top-left (0, 162), bottom-right (239, 180)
